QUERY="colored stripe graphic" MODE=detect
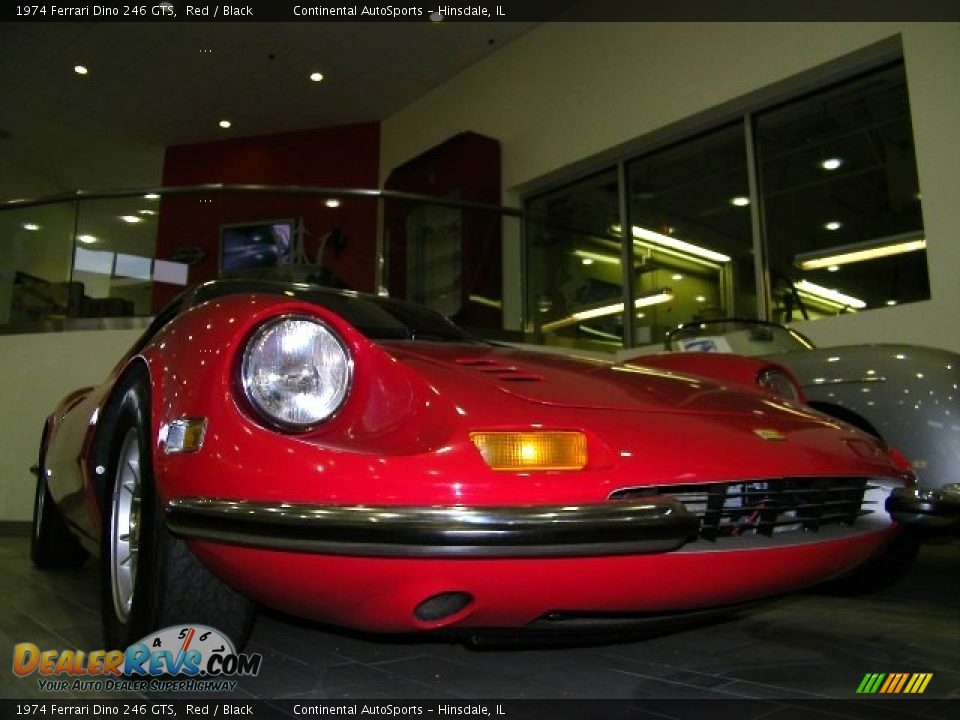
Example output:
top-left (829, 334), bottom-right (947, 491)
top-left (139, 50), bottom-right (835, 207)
top-left (857, 673), bottom-right (932, 694)
top-left (857, 673), bottom-right (885, 694)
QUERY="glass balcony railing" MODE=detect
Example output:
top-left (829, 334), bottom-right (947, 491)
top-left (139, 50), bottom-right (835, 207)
top-left (0, 186), bottom-right (527, 342)
top-left (4, 184), bottom-right (914, 352)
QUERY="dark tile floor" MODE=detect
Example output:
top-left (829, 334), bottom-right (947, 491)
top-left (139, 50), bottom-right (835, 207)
top-left (2, 533), bottom-right (957, 705)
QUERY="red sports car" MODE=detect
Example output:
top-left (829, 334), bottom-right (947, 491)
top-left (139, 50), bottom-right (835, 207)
top-left (33, 280), bottom-right (919, 647)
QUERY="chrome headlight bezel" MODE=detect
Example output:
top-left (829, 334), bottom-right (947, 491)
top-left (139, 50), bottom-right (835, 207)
top-left (757, 367), bottom-right (802, 404)
top-left (239, 315), bottom-right (353, 432)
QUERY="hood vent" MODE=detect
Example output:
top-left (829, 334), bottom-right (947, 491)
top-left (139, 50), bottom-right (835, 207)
top-left (455, 357), bottom-right (544, 382)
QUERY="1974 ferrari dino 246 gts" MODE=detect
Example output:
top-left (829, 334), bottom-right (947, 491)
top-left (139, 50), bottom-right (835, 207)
top-left (32, 280), bottom-right (936, 646)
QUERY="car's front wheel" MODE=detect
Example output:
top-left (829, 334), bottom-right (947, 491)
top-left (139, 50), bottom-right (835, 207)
top-left (101, 375), bottom-right (256, 649)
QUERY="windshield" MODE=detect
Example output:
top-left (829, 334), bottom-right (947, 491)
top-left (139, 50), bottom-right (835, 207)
top-left (666, 319), bottom-right (814, 356)
top-left (190, 280), bottom-right (472, 343)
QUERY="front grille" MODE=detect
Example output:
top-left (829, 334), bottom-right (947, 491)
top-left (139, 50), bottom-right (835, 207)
top-left (610, 478), bottom-right (875, 541)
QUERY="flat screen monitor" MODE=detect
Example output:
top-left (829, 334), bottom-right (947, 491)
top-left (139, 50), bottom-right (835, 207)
top-left (220, 219), bottom-right (295, 274)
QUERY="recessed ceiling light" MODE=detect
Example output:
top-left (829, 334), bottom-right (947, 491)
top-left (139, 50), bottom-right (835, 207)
top-left (77, 234), bottom-right (97, 244)
top-left (120, 215), bottom-right (143, 224)
top-left (144, 193), bottom-right (160, 200)
top-left (137, 209), bottom-right (156, 216)
top-left (827, 265), bottom-right (840, 272)
top-left (74, 65), bottom-right (89, 75)
top-left (671, 273), bottom-right (683, 281)
top-left (581, 258), bottom-right (594, 266)
top-left (695, 295), bottom-right (707, 303)
top-left (820, 158), bottom-right (843, 171)
top-left (22, 222), bottom-right (40, 231)
top-left (886, 299), bottom-right (898, 306)
top-left (324, 198), bottom-right (341, 208)
top-left (824, 221), bottom-right (842, 231)
top-left (730, 196), bottom-right (750, 207)
top-left (310, 72), bottom-right (324, 82)
top-left (219, 120), bottom-right (232, 129)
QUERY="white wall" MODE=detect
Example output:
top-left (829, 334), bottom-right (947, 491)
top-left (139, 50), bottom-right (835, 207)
top-left (0, 328), bottom-right (143, 522)
top-left (380, 21), bottom-right (960, 353)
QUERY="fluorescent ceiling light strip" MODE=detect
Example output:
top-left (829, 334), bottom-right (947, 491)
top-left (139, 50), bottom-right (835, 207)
top-left (571, 302), bottom-right (624, 323)
top-left (795, 232), bottom-right (926, 270)
top-left (634, 240), bottom-right (722, 270)
top-left (578, 325), bottom-right (624, 342)
top-left (797, 238), bottom-right (926, 270)
top-left (468, 294), bottom-right (503, 309)
top-left (630, 225), bottom-right (731, 263)
top-left (795, 280), bottom-right (866, 310)
top-left (573, 250), bottom-right (621, 266)
top-left (634, 290), bottom-right (673, 308)
top-left (610, 225), bottom-right (731, 264)
top-left (541, 289), bottom-right (673, 332)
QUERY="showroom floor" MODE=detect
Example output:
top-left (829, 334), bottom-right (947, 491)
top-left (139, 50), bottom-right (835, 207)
top-left (2, 531), bottom-right (957, 710)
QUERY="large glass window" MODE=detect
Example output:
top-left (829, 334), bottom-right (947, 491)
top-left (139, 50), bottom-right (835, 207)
top-left (526, 169), bottom-right (625, 352)
top-left (0, 202), bottom-right (76, 331)
top-left (757, 62), bottom-right (927, 321)
top-left (523, 59), bottom-right (929, 351)
top-left (383, 195), bottom-right (510, 340)
top-left (626, 123), bottom-right (758, 345)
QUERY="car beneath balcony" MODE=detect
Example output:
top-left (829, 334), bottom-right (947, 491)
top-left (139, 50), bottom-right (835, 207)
top-left (30, 281), bottom-right (936, 647)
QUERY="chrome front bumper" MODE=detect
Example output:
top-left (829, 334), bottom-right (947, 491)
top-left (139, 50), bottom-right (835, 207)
top-left (165, 498), bottom-right (700, 557)
top-left (886, 485), bottom-right (960, 533)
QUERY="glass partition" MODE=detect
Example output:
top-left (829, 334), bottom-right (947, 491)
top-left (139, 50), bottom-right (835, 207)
top-left (626, 123), bottom-right (758, 345)
top-left (0, 187), bottom-right (382, 333)
top-left (0, 201), bottom-right (78, 331)
top-left (382, 194), bottom-right (522, 342)
top-left (756, 61), bottom-right (928, 321)
top-left (0, 124), bottom-right (931, 352)
top-left (525, 169), bottom-right (625, 353)
top-left (519, 60), bottom-right (929, 346)
top-left (0, 187), bottom-right (524, 339)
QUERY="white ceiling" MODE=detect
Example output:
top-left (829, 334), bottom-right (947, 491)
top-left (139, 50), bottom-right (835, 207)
top-left (0, 19), bottom-right (565, 196)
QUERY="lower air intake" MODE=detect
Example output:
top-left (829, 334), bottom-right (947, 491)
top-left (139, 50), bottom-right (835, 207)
top-left (610, 477), bottom-right (874, 541)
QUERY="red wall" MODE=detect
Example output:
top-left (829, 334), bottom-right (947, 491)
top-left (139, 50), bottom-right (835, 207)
top-left (154, 122), bottom-right (380, 310)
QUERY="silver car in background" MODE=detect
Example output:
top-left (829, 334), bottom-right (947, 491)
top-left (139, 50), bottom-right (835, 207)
top-left (665, 319), bottom-right (960, 536)
top-left (612, 319), bottom-right (958, 592)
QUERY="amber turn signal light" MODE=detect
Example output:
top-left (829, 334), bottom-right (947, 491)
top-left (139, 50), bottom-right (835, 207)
top-left (470, 431), bottom-right (587, 471)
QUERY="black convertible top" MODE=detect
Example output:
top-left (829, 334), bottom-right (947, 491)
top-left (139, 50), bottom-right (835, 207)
top-left (188, 279), bottom-right (473, 343)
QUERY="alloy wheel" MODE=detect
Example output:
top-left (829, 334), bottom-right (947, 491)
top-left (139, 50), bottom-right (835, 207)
top-left (109, 427), bottom-right (143, 622)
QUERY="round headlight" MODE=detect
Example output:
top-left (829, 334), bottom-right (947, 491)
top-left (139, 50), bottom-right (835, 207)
top-left (757, 368), bottom-right (801, 404)
top-left (241, 316), bottom-right (352, 430)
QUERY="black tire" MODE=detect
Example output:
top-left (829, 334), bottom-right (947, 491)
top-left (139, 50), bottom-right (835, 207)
top-left (821, 532), bottom-right (920, 595)
top-left (31, 432), bottom-right (88, 569)
top-left (100, 374), bottom-right (256, 650)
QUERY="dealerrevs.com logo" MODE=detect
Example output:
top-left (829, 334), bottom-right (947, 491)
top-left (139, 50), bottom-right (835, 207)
top-left (13, 625), bottom-right (262, 693)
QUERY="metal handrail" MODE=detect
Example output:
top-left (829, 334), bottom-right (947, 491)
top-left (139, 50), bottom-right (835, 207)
top-left (0, 184), bottom-right (528, 217)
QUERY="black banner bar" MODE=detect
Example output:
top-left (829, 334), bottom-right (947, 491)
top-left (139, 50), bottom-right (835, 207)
top-left (1, 0), bottom-right (959, 23)
top-left (0, 699), bottom-right (957, 719)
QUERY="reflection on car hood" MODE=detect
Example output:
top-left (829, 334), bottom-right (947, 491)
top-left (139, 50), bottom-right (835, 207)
top-left (384, 341), bottom-right (812, 418)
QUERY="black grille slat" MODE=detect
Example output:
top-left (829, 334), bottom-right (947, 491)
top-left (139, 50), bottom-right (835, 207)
top-left (609, 477), bottom-right (872, 541)
top-left (699, 510), bottom-right (871, 530)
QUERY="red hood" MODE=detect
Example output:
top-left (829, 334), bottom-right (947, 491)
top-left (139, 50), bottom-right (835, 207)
top-left (380, 341), bottom-right (796, 417)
